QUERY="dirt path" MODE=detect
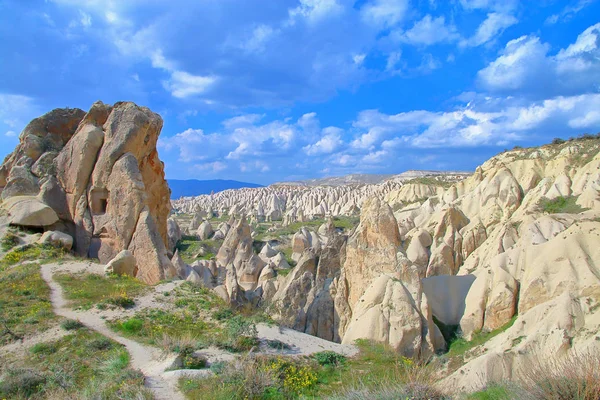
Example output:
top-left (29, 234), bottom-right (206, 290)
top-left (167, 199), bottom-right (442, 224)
top-left (40, 262), bottom-right (185, 400)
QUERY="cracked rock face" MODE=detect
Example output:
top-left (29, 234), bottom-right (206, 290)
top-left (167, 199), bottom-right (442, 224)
top-left (0, 101), bottom-right (174, 284)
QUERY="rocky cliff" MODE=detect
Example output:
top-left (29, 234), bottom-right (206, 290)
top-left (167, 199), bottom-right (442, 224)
top-left (0, 102), bottom-right (175, 284)
top-left (171, 137), bottom-right (600, 392)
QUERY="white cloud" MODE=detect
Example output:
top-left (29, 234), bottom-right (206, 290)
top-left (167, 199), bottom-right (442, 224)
top-left (158, 128), bottom-right (228, 162)
top-left (460, 13), bottom-right (518, 47)
top-left (353, 53), bottom-right (366, 65)
top-left (545, 0), bottom-right (595, 24)
top-left (350, 93), bottom-right (600, 149)
top-left (478, 36), bottom-right (550, 91)
top-left (222, 114), bottom-right (265, 129)
top-left (361, 0), bottom-right (410, 28)
top-left (193, 161), bottom-right (227, 173)
top-left (164, 71), bottom-right (217, 99)
top-left (478, 23), bottom-right (600, 96)
top-left (288, 0), bottom-right (344, 25)
top-left (303, 127), bottom-right (343, 155)
top-left (459, 0), bottom-right (518, 12)
top-left (5, 130), bottom-right (16, 137)
top-left (239, 24), bottom-right (277, 53)
top-left (397, 15), bottom-right (459, 46)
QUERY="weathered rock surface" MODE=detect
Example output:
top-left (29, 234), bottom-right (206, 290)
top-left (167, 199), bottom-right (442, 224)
top-left (0, 102), bottom-right (173, 284)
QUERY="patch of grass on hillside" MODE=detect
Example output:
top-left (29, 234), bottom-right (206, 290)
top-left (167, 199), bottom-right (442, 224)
top-left (405, 177), bottom-right (454, 188)
top-left (538, 196), bottom-right (588, 214)
top-left (447, 315), bottom-right (518, 359)
top-left (54, 272), bottom-right (149, 311)
top-left (332, 216), bottom-right (360, 231)
top-left (467, 383), bottom-right (515, 400)
top-left (0, 262), bottom-right (55, 345)
top-left (0, 329), bottom-right (151, 399)
top-left (0, 244), bottom-right (69, 270)
top-left (176, 235), bottom-right (222, 263)
top-left (180, 340), bottom-right (442, 399)
top-left (110, 282), bottom-right (268, 353)
top-left (1, 229), bottom-right (20, 251)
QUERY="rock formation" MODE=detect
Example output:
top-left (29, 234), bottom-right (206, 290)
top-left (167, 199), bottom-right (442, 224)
top-left (0, 102), bottom-right (174, 284)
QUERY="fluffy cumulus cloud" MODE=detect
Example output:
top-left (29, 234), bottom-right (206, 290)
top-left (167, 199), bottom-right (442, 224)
top-left (478, 23), bottom-right (600, 97)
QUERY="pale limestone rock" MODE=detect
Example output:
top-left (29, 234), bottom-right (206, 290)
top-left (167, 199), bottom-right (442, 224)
top-left (167, 217), bottom-right (182, 254)
top-left (6, 196), bottom-right (59, 227)
top-left (197, 220), bottom-right (214, 240)
top-left (104, 250), bottom-right (137, 277)
top-left (128, 209), bottom-right (176, 284)
top-left (39, 230), bottom-right (73, 250)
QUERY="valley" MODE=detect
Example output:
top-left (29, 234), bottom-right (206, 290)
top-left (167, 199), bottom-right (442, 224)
top-left (1, 103), bottom-right (600, 400)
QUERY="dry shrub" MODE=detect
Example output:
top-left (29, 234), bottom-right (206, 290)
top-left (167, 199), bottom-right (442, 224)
top-left (517, 351), bottom-right (600, 400)
top-left (220, 354), bottom-right (278, 398)
top-left (333, 357), bottom-right (449, 400)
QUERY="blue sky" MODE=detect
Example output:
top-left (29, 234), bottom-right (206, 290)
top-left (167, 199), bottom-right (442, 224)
top-left (1, 0), bottom-right (599, 185)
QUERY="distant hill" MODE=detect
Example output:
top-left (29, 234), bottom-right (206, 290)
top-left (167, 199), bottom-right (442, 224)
top-left (168, 179), bottom-right (263, 198)
top-left (274, 171), bottom-right (471, 187)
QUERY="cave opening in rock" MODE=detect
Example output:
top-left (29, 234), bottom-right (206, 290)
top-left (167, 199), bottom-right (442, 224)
top-left (90, 188), bottom-right (109, 215)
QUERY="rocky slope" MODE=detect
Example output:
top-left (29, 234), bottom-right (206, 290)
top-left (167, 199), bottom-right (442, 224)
top-left (170, 137), bottom-right (600, 393)
top-left (172, 172), bottom-right (468, 224)
top-left (0, 102), bottom-right (175, 284)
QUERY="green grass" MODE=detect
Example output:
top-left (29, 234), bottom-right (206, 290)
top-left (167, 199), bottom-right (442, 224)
top-left (467, 383), bottom-right (514, 400)
top-left (109, 282), bottom-right (269, 353)
top-left (538, 196), bottom-right (588, 214)
top-left (54, 272), bottom-right (148, 311)
top-left (405, 177), bottom-right (455, 188)
top-left (176, 235), bottom-right (222, 263)
top-left (0, 244), bottom-right (69, 270)
top-left (1, 229), bottom-right (20, 251)
top-left (447, 315), bottom-right (518, 358)
top-left (0, 262), bottom-right (56, 345)
top-left (179, 339), bottom-right (434, 400)
top-left (0, 329), bottom-right (152, 399)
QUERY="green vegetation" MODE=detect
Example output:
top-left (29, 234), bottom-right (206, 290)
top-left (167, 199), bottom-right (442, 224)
top-left (1, 229), bottom-right (20, 251)
top-left (0, 244), bottom-right (69, 270)
top-left (313, 351), bottom-right (346, 366)
top-left (254, 216), bottom-right (360, 242)
top-left (0, 262), bottom-right (55, 345)
top-left (179, 339), bottom-right (443, 399)
top-left (405, 177), bottom-right (455, 188)
top-left (109, 282), bottom-right (265, 353)
top-left (176, 235), bottom-right (222, 263)
top-left (54, 272), bottom-right (148, 311)
top-left (466, 384), bottom-right (514, 400)
top-left (0, 329), bottom-right (151, 399)
top-left (538, 196), bottom-right (588, 214)
top-left (447, 315), bottom-right (518, 359)
top-left (60, 319), bottom-right (84, 331)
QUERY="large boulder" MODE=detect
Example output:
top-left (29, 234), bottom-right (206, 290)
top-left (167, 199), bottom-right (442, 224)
top-left (39, 230), bottom-right (73, 250)
top-left (104, 250), bottom-right (137, 277)
top-left (0, 102), bottom-right (174, 285)
top-left (5, 196), bottom-right (59, 227)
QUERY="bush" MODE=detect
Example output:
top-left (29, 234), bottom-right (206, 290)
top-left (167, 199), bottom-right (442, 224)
top-left (30, 342), bottom-right (58, 355)
top-left (266, 339), bottom-right (292, 351)
top-left (1, 231), bottom-right (20, 251)
top-left (61, 319), bottom-right (84, 331)
top-left (313, 351), bottom-right (347, 366)
top-left (212, 308), bottom-right (234, 321)
top-left (551, 138), bottom-right (566, 145)
top-left (88, 337), bottom-right (113, 350)
top-left (0, 368), bottom-right (46, 398)
top-left (518, 352), bottom-right (600, 400)
top-left (119, 318), bottom-right (144, 334)
top-left (538, 196), bottom-right (586, 214)
top-left (104, 293), bottom-right (135, 308)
